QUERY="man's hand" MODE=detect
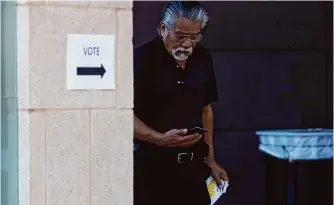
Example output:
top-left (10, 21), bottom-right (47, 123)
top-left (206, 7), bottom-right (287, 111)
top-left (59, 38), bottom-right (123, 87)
top-left (152, 129), bottom-right (202, 147)
top-left (207, 159), bottom-right (229, 189)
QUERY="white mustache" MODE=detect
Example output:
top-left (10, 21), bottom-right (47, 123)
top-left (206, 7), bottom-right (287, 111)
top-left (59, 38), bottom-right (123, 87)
top-left (171, 47), bottom-right (193, 61)
top-left (174, 47), bottom-right (192, 53)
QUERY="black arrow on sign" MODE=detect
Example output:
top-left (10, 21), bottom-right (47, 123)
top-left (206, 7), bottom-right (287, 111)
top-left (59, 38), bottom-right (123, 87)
top-left (76, 64), bottom-right (106, 78)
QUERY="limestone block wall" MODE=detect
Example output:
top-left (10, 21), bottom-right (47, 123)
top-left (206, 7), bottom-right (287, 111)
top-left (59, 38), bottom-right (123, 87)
top-left (17, 1), bottom-right (133, 205)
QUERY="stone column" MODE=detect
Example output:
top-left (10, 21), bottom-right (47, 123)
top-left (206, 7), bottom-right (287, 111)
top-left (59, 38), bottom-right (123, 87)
top-left (17, 1), bottom-right (133, 205)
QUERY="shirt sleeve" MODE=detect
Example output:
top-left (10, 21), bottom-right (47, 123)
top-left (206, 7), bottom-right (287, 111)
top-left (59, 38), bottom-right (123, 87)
top-left (133, 47), bottom-right (148, 116)
top-left (203, 52), bottom-right (219, 107)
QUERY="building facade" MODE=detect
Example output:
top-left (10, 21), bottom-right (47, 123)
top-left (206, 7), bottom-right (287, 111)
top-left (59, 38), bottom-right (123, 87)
top-left (1, 1), bottom-right (133, 204)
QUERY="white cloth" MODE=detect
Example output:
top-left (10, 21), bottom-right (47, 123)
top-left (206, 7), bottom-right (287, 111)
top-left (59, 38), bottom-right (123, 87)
top-left (256, 128), bottom-right (333, 160)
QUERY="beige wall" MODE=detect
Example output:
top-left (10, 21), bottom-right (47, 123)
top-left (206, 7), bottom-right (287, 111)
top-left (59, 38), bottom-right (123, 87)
top-left (17, 1), bottom-right (133, 205)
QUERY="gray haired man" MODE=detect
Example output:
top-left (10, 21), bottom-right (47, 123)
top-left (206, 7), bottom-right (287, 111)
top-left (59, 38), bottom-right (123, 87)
top-left (133, 1), bottom-right (229, 204)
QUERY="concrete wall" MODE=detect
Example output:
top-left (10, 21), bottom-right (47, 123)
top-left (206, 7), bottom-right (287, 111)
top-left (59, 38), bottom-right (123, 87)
top-left (17, 1), bottom-right (133, 205)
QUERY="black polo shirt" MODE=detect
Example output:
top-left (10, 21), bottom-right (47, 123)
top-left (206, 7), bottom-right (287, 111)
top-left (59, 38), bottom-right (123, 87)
top-left (134, 36), bottom-right (218, 147)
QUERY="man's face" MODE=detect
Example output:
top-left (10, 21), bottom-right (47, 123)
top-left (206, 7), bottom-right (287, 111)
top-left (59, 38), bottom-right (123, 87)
top-left (160, 18), bottom-right (202, 61)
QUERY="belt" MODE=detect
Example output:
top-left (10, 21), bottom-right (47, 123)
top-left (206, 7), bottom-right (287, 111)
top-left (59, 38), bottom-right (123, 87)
top-left (136, 147), bottom-right (207, 165)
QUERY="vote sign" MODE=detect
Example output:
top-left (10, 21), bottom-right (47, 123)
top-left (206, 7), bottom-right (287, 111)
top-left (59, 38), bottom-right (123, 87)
top-left (66, 34), bottom-right (115, 90)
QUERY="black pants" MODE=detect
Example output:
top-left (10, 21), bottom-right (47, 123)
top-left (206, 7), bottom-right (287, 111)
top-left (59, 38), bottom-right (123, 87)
top-left (134, 148), bottom-right (212, 205)
top-left (264, 153), bottom-right (333, 205)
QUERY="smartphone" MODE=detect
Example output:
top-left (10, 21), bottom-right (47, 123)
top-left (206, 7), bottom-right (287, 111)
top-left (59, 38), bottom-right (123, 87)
top-left (187, 127), bottom-right (208, 135)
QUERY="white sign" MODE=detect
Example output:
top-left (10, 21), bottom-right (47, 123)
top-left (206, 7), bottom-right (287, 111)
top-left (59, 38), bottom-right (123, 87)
top-left (66, 34), bottom-right (115, 90)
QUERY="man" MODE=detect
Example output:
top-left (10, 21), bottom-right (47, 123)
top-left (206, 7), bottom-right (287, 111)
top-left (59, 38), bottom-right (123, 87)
top-left (133, 1), bottom-right (228, 205)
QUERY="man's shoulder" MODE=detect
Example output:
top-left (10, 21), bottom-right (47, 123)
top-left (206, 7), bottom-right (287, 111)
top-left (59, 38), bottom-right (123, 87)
top-left (134, 36), bottom-right (159, 57)
top-left (133, 37), bottom-right (160, 73)
top-left (194, 44), bottom-right (212, 59)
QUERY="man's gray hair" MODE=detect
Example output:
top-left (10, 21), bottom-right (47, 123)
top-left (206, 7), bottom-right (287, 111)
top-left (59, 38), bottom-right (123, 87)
top-left (157, 1), bottom-right (209, 35)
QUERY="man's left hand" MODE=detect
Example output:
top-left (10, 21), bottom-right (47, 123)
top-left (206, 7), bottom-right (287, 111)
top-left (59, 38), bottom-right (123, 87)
top-left (207, 159), bottom-right (229, 189)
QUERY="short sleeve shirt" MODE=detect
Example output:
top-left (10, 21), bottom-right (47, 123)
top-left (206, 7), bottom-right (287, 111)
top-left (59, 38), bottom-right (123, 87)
top-left (134, 36), bottom-right (218, 146)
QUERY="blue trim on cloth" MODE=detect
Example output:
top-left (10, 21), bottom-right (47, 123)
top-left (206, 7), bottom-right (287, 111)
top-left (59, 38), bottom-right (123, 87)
top-left (256, 129), bottom-right (333, 160)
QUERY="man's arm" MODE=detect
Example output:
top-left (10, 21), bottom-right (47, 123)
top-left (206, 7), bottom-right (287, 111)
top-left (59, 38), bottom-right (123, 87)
top-left (202, 104), bottom-right (215, 162)
top-left (202, 51), bottom-right (218, 162)
top-left (202, 51), bottom-right (229, 183)
top-left (203, 103), bottom-right (229, 183)
top-left (134, 115), bottom-right (161, 144)
top-left (134, 115), bottom-right (200, 147)
top-left (133, 47), bottom-right (162, 144)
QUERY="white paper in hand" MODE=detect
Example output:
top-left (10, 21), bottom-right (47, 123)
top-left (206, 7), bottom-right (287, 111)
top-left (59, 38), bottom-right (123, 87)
top-left (221, 181), bottom-right (229, 193)
top-left (206, 176), bottom-right (229, 205)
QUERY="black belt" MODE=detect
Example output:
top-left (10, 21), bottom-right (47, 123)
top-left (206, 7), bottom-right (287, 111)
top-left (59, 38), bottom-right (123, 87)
top-left (162, 151), bottom-right (206, 164)
top-left (136, 146), bottom-right (208, 165)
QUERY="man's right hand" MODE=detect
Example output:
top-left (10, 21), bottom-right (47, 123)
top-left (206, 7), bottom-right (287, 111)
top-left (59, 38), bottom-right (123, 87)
top-left (152, 129), bottom-right (202, 147)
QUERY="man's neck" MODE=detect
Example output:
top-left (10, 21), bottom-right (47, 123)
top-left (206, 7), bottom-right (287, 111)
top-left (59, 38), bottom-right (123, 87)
top-left (177, 60), bottom-right (186, 69)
